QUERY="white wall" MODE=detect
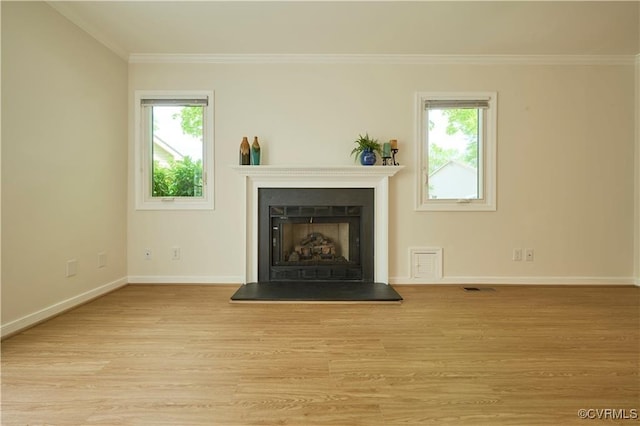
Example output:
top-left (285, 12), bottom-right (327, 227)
top-left (128, 60), bottom-right (636, 284)
top-left (1, 2), bottom-right (128, 335)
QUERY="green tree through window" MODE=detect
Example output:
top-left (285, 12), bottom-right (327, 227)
top-left (151, 105), bottom-right (204, 197)
top-left (442, 108), bottom-right (479, 168)
top-left (174, 106), bottom-right (203, 139)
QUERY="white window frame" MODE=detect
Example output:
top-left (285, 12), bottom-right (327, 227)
top-left (415, 91), bottom-right (497, 212)
top-left (134, 90), bottom-right (214, 210)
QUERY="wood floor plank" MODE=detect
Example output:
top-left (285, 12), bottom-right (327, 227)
top-left (1, 284), bottom-right (638, 425)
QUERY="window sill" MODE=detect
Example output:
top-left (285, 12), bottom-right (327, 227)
top-left (416, 201), bottom-right (496, 212)
top-left (135, 198), bottom-right (214, 211)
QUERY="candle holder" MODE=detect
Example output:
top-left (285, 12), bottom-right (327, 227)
top-left (391, 148), bottom-right (399, 166)
top-left (382, 156), bottom-right (392, 166)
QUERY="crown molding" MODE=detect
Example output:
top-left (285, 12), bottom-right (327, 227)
top-left (129, 53), bottom-right (637, 66)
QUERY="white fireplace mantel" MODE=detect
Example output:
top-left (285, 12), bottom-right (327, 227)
top-left (232, 165), bottom-right (404, 283)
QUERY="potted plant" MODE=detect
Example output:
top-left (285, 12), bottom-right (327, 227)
top-left (351, 133), bottom-right (382, 166)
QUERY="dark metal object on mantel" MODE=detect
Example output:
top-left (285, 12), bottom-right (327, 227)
top-left (382, 149), bottom-right (399, 166)
top-left (391, 148), bottom-right (399, 166)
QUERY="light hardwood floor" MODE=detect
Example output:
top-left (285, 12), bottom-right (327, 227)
top-left (1, 284), bottom-right (638, 425)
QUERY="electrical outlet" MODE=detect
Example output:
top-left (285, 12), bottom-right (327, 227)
top-left (512, 248), bottom-right (522, 261)
top-left (525, 248), bottom-right (534, 261)
top-left (66, 259), bottom-right (78, 277)
top-left (172, 247), bottom-right (181, 260)
top-left (98, 252), bottom-right (107, 268)
top-left (144, 249), bottom-right (152, 260)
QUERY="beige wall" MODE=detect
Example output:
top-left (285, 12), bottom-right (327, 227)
top-left (1, 2), bottom-right (128, 332)
top-left (636, 4), bottom-right (640, 284)
top-left (636, 55), bottom-right (640, 284)
top-left (0, 3), bottom-right (3, 326)
top-left (128, 61), bottom-right (636, 283)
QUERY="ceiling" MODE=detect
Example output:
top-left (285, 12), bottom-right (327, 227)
top-left (49, 1), bottom-right (639, 60)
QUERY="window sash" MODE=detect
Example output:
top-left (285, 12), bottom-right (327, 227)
top-left (142, 106), bottom-right (205, 200)
top-left (415, 91), bottom-right (497, 212)
top-left (134, 90), bottom-right (214, 210)
top-left (425, 108), bottom-right (485, 201)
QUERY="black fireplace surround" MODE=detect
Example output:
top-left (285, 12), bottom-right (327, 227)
top-left (258, 188), bottom-right (374, 283)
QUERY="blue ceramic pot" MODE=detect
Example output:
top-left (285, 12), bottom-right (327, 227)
top-left (360, 149), bottom-right (377, 166)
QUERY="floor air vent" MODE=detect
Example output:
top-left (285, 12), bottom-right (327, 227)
top-left (463, 287), bottom-right (496, 292)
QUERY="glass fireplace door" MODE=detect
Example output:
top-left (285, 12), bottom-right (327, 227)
top-left (269, 206), bottom-right (362, 281)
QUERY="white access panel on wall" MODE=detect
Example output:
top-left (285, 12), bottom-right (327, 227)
top-left (409, 247), bottom-right (443, 283)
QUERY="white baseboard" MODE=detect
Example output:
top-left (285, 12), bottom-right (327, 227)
top-left (127, 275), bottom-right (243, 285)
top-left (1, 276), bottom-right (128, 339)
top-left (3, 274), bottom-right (633, 339)
top-left (130, 275), bottom-right (637, 286)
top-left (390, 276), bottom-right (636, 286)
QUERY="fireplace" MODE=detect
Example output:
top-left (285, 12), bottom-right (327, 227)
top-left (232, 165), bottom-right (403, 285)
top-left (259, 188), bottom-right (374, 282)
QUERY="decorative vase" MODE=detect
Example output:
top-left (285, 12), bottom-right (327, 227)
top-left (239, 137), bottom-right (250, 165)
top-left (360, 148), bottom-right (377, 166)
top-left (251, 136), bottom-right (261, 165)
